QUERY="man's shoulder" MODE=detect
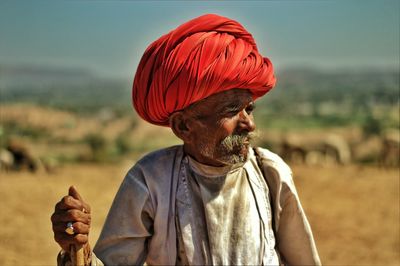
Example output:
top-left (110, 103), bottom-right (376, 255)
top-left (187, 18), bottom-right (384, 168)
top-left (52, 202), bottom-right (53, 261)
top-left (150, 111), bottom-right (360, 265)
top-left (136, 145), bottom-right (183, 167)
top-left (254, 147), bottom-right (291, 172)
top-left (253, 146), bottom-right (293, 186)
top-left (124, 145), bottom-right (183, 184)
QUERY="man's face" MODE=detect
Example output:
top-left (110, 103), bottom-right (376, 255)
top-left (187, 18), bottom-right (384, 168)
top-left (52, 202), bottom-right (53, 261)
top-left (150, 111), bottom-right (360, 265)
top-left (184, 89), bottom-right (256, 166)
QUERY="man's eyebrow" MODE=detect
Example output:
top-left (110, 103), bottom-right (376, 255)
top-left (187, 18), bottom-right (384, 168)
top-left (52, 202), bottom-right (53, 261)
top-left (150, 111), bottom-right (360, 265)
top-left (221, 102), bottom-right (242, 112)
top-left (221, 98), bottom-right (254, 111)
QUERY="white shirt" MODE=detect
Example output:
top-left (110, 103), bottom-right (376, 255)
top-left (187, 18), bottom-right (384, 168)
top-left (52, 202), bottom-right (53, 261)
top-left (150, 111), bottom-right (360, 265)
top-left (61, 145), bottom-right (320, 265)
top-left (175, 154), bottom-right (279, 265)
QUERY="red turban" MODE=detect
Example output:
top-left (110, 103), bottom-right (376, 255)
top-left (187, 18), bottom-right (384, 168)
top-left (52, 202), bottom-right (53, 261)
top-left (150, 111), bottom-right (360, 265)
top-left (132, 14), bottom-right (276, 126)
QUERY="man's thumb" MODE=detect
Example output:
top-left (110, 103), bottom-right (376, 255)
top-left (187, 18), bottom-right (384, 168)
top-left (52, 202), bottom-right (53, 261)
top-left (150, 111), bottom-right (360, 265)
top-left (68, 185), bottom-right (83, 201)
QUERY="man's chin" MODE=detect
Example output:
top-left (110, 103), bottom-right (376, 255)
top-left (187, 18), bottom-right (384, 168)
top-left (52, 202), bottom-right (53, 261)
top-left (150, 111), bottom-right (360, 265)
top-left (242, 142), bottom-right (250, 153)
top-left (237, 142), bottom-right (250, 156)
top-left (219, 145), bottom-right (249, 165)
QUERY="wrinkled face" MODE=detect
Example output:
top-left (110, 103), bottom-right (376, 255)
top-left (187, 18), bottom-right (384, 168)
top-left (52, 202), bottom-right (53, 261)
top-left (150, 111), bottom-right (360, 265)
top-left (184, 89), bottom-right (256, 166)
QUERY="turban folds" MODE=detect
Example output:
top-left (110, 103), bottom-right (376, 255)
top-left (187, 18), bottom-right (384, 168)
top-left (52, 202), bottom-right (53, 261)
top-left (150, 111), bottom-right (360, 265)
top-left (132, 14), bottom-right (276, 126)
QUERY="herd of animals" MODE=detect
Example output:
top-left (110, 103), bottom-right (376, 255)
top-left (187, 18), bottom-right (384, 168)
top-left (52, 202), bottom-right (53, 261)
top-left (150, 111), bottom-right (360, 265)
top-left (261, 130), bottom-right (399, 167)
top-left (1, 130), bottom-right (399, 174)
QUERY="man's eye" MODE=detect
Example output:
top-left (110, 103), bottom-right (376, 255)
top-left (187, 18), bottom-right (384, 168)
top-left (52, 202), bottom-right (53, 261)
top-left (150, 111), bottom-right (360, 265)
top-left (225, 110), bottom-right (239, 117)
top-left (223, 107), bottom-right (239, 116)
top-left (245, 104), bottom-right (255, 114)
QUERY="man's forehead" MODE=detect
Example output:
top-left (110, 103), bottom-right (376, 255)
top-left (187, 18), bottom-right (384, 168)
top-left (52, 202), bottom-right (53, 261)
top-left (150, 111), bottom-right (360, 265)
top-left (184, 89), bottom-right (253, 116)
top-left (201, 89), bottom-right (252, 106)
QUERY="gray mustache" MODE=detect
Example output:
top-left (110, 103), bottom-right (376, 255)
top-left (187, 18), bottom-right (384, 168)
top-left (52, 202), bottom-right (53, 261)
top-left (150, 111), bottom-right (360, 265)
top-left (220, 132), bottom-right (257, 151)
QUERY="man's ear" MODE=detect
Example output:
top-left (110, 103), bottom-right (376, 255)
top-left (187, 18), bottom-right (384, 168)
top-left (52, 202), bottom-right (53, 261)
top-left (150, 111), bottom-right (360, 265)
top-left (169, 111), bottom-right (194, 142)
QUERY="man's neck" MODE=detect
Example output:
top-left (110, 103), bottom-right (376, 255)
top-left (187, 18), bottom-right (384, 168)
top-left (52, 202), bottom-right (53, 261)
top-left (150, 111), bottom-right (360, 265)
top-left (183, 143), bottom-right (227, 167)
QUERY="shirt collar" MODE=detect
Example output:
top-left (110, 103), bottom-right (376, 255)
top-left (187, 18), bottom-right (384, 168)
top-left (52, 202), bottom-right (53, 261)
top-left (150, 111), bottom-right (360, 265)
top-left (186, 150), bottom-right (251, 177)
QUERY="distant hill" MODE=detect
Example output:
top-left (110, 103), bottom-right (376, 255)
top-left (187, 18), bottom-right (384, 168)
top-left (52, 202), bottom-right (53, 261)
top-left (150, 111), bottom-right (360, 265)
top-left (261, 67), bottom-right (399, 109)
top-left (0, 65), bottom-right (132, 113)
top-left (257, 67), bottom-right (399, 129)
top-left (1, 64), bottom-right (399, 125)
top-left (0, 65), bottom-right (94, 86)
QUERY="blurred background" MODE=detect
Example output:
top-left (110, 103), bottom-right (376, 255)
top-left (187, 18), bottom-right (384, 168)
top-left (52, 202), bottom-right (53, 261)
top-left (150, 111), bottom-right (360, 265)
top-left (0, 1), bottom-right (399, 265)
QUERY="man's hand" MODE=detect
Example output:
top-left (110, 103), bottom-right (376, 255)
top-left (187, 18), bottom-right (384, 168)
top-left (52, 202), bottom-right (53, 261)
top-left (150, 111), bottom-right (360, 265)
top-left (51, 186), bottom-right (92, 254)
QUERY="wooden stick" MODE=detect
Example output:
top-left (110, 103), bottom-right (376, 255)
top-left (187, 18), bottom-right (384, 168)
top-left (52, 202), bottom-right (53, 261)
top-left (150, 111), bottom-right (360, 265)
top-left (70, 244), bottom-right (85, 266)
top-left (67, 186), bottom-right (85, 266)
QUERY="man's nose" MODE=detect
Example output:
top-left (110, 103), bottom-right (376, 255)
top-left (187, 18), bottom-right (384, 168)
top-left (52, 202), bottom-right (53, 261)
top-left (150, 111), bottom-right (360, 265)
top-left (238, 109), bottom-right (256, 132)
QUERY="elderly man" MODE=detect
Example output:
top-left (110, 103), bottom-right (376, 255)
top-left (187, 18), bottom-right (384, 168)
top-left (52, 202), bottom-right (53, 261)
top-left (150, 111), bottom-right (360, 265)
top-left (51, 14), bottom-right (321, 265)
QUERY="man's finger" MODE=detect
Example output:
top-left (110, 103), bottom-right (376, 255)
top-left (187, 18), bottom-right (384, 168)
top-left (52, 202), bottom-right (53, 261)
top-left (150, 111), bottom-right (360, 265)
top-left (55, 196), bottom-right (83, 211)
top-left (81, 201), bottom-right (91, 214)
top-left (52, 221), bottom-right (90, 235)
top-left (70, 186), bottom-right (91, 213)
top-left (68, 185), bottom-right (83, 201)
top-left (51, 210), bottom-right (91, 224)
top-left (54, 233), bottom-right (89, 247)
top-left (55, 190), bottom-right (90, 213)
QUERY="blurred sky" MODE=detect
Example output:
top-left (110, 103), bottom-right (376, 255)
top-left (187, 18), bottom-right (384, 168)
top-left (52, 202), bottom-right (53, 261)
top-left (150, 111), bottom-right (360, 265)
top-left (1, 0), bottom-right (399, 78)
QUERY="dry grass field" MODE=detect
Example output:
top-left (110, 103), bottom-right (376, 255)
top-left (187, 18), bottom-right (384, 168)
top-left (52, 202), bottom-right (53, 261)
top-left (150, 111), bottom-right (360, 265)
top-left (0, 161), bottom-right (398, 265)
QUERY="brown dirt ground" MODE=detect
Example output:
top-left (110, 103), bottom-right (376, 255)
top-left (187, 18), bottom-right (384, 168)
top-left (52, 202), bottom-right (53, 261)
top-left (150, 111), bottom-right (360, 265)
top-left (0, 162), bottom-right (398, 265)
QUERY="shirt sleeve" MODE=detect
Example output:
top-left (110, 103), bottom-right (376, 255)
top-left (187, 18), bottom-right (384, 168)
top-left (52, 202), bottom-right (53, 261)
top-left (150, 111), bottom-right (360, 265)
top-left (92, 167), bottom-right (155, 265)
top-left (255, 147), bottom-right (321, 265)
top-left (275, 176), bottom-right (321, 265)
